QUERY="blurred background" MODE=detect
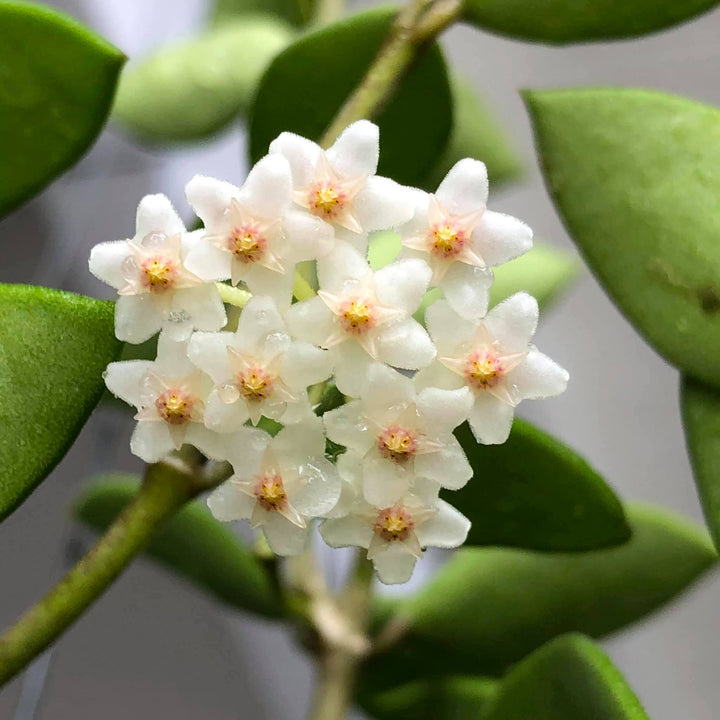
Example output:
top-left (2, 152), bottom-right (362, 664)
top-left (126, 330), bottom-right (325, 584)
top-left (1, 0), bottom-right (720, 717)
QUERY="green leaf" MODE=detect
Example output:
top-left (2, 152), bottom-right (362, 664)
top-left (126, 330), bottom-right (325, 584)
top-left (0, 2), bottom-right (125, 217)
top-left (249, 6), bottom-right (452, 185)
top-left (482, 634), bottom-right (649, 720)
top-left (682, 376), bottom-right (720, 551)
top-left (360, 676), bottom-right (498, 720)
top-left (74, 476), bottom-right (282, 618)
top-left (361, 504), bottom-right (715, 689)
top-left (524, 88), bottom-right (720, 390)
top-left (463, 0), bottom-right (720, 44)
top-left (449, 420), bottom-right (630, 551)
top-left (424, 74), bottom-right (522, 190)
top-left (0, 285), bottom-right (121, 521)
top-left (211, 0), bottom-right (314, 27)
top-left (113, 18), bottom-right (292, 144)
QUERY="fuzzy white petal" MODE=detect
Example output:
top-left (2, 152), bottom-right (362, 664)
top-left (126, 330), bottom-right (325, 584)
top-left (468, 392), bottom-right (514, 445)
top-left (416, 386), bottom-right (473, 433)
top-left (185, 175), bottom-right (239, 230)
top-left (424, 298), bottom-right (476, 354)
top-left (263, 515), bottom-right (309, 556)
top-left (130, 421), bottom-right (176, 463)
top-left (317, 242), bottom-right (371, 293)
top-left (363, 457), bottom-right (411, 507)
top-left (374, 258), bottom-right (431, 315)
top-left (414, 361), bottom-right (466, 392)
top-left (272, 418), bottom-right (325, 462)
top-left (225, 426), bottom-right (270, 476)
top-left (186, 424), bottom-right (229, 461)
top-left (436, 159), bottom-right (488, 215)
top-left (471, 210), bottom-right (532, 267)
top-left (188, 331), bottom-right (234, 383)
top-left (285, 296), bottom-right (336, 347)
top-left (135, 194), bottom-right (185, 237)
top-left (237, 295), bottom-right (286, 345)
top-left (155, 332), bottom-right (195, 376)
top-left (323, 401), bottom-right (373, 453)
top-left (104, 360), bottom-right (153, 408)
top-left (363, 363), bottom-right (415, 413)
top-left (115, 294), bottom-right (163, 344)
top-left (290, 456), bottom-right (342, 516)
top-left (320, 516), bottom-right (372, 549)
top-left (327, 119), bottom-right (379, 178)
top-left (240, 154), bottom-right (292, 218)
top-left (171, 285), bottom-right (227, 334)
top-left (203, 391), bottom-right (250, 432)
top-left (373, 544), bottom-right (417, 585)
top-left (88, 241), bottom-right (130, 290)
top-left (333, 342), bottom-right (373, 397)
top-left (184, 242), bottom-right (231, 281)
top-left (269, 131), bottom-right (320, 188)
top-left (416, 500), bottom-right (470, 548)
top-left (353, 176), bottom-right (414, 232)
top-left (441, 263), bottom-right (493, 321)
top-left (245, 266), bottom-right (295, 312)
top-left (508, 347), bottom-right (569, 400)
top-left (207, 481), bottom-right (255, 521)
top-left (414, 436), bottom-right (472, 490)
top-left (483, 292), bottom-right (538, 353)
top-left (280, 342), bottom-right (334, 390)
top-left (283, 208), bottom-right (335, 260)
top-left (375, 319), bottom-right (436, 370)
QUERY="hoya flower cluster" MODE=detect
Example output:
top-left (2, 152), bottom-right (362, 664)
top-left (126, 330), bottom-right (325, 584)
top-left (90, 121), bottom-right (568, 584)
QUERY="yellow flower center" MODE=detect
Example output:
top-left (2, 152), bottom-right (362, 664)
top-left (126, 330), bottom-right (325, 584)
top-left (340, 299), bottom-right (375, 334)
top-left (229, 224), bottom-right (264, 264)
top-left (155, 389), bottom-right (194, 425)
top-left (429, 222), bottom-right (464, 259)
top-left (237, 368), bottom-right (274, 402)
top-left (254, 474), bottom-right (287, 511)
top-left (310, 182), bottom-right (344, 219)
top-left (375, 506), bottom-right (414, 542)
top-left (378, 426), bottom-right (417, 463)
top-left (141, 256), bottom-right (176, 292)
top-left (465, 352), bottom-right (502, 389)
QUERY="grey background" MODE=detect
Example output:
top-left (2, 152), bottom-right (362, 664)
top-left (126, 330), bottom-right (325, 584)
top-left (1, 0), bottom-right (720, 717)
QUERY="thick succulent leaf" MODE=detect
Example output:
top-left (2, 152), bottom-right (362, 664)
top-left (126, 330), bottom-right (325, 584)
top-left (682, 376), bottom-right (720, 550)
top-left (211, 0), bottom-right (314, 27)
top-left (0, 2), bottom-right (125, 217)
top-left (0, 285), bottom-right (121, 521)
top-left (360, 504), bottom-right (716, 690)
top-left (424, 73), bottom-right (522, 190)
top-left (113, 18), bottom-right (292, 143)
top-left (74, 476), bottom-right (282, 618)
top-left (249, 6), bottom-right (452, 185)
top-left (463, 0), bottom-right (720, 44)
top-left (482, 634), bottom-right (649, 720)
top-left (450, 420), bottom-right (630, 551)
top-left (525, 88), bottom-right (720, 389)
top-left (360, 675), bottom-right (498, 720)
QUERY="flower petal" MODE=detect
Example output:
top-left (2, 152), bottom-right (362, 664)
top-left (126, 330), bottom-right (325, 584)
top-left (225, 426), bottom-right (270, 477)
top-left (290, 456), bottom-right (341, 516)
top-left (244, 265), bottom-right (295, 311)
top-left (363, 456), bottom-right (411, 507)
top-left (263, 514), bottom-right (309, 556)
top-left (416, 386), bottom-right (473, 433)
top-left (333, 341), bottom-right (373, 397)
top-left (327, 119), bottom-right (379, 178)
top-left (283, 208), bottom-right (335, 261)
top-left (435, 158), bottom-right (488, 216)
top-left (135, 194), bottom-right (185, 238)
top-left (441, 263), bottom-right (493, 320)
top-left (424, 298), bottom-right (476, 354)
top-left (185, 175), bottom-right (239, 230)
top-left (130, 421), bottom-right (176, 463)
top-left (155, 331), bottom-right (195, 376)
top-left (416, 499), bottom-right (470, 548)
top-left (414, 435), bottom-right (472, 490)
top-left (203, 391), bottom-right (250, 432)
top-left (280, 342), bottom-right (334, 390)
top-left (186, 424), bottom-right (229, 461)
top-left (240, 153), bottom-right (292, 218)
top-left (317, 241), bottom-right (371, 293)
top-left (483, 292), bottom-right (538, 353)
top-left (323, 401), bottom-right (373, 453)
top-left (320, 515), bottom-right (373, 549)
top-left (207, 481), bottom-right (255, 521)
top-left (375, 319), bottom-right (436, 370)
top-left (269, 131), bottom-right (321, 188)
top-left (88, 240), bottom-right (130, 290)
top-left (104, 360), bottom-right (153, 408)
top-left (272, 418), bottom-right (326, 463)
top-left (414, 361), bottom-right (466, 392)
top-left (508, 346), bottom-right (569, 400)
top-left (374, 258), bottom-right (432, 315)
top-left (188, 331), bottom-right (234, 383)
top-left (468, 392), bottom-right (514, 444)
top-left (353, 176), bottom-right (414, 232)
top-left (184, 242), bottom-right (231, 282)
top-left (363, 363), bottom-right (415, 413)
top-left (115, 294), bottom-right (163, 344)
top-left (372, 543), bottom-right (417, 585)
top-left (171, 285), bottom-right (227, 334)
top-left (471, 210), bottom-right (532, 267)
top-left (236, 295), bottom-right (286, 346)
top-left (285, 296), bottom-right (336, 347)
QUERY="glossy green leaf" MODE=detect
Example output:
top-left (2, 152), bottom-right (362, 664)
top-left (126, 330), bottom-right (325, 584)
top-left (113, 18), bottom-right (292, 144)
top-left (74, 476), bottom-right (282, 618)
top-left (211, 0), bottom-right (314, 27)
top-left (482, 634), bottom-right (649, 720)
top-left (0, 2), bottom-right (125, 217)
top-left (424, 74), bottom-right (521, 190)
top-left (0, 285), bottom-right (121, 521)
top-left (463, 0), bottom-right (720, 44)
top-left (525, 88), bottom-right (720, 389)
top-left (682, 375), bottom-right (720, 550)
top-left (361, 504), bottom-right (715, 689)
top-left (450, 420), bottom-right (629, 550)
top-left (249, 6), bottom-right (452, 185)
top-left (360, 676), bottom-right (498, 720)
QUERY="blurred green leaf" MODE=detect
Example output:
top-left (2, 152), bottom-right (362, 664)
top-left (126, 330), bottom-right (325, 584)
top-left (361, 504), bottom-right (716, 690)
top-left (113, 17), bottom-right (293, 143)
top-left (0, 285), bottom-right (121, 522)
top-left (463, 0), bottom-right (720, 43)
top-left (424, 73), bottom-right (522, 190)
top-left (360, 675), bottom-right (498, 720)
top-left (211, 0), bottom-right (314, 27)
top-left (482, 634), bottom-right (649, 720)
top-left (450, 420), bottom-right (629, 550)
top-left (525, 89), bottom-right (720, 390)
top-left (0, 1), bottom-right (125, 217)
top-left (682, 376), bottom-right (720, 551)
top-left (74, 476), bottom-right (282, 618)
top-left (249, 6), bottom-right (452, 185)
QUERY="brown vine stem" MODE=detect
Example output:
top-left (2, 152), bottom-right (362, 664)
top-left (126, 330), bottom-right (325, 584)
top-left (0, 459), bottom-right (202, 688)
top-left (319, 0), bottom-right (464, 148)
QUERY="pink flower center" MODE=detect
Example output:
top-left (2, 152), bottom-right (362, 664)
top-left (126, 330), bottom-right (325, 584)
top-left (374, 506), bottom-right (414, 542)
top-left (377, 425), bottom-right (417, 463)
top-left (155, 389), bottom-right (194, 425)
top-left (465, 350), bottom-right (503, 390)
top-left (237, 367), bottom-right (275, 402)
top-left (229, 223), bottom-right (265, 264)
top-left (339, 297), bottom-right (376, 335)
top-left (427, 221), bottom-right (466, 259)
top-left (309, 181), bottom-right (346, 220)
top-left (140, 256), bottom-right (178, 293)
top-left (254, 474), bottom-right (287, 511)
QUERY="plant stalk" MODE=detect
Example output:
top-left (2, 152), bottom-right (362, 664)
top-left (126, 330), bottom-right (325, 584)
top-left (0, 460), bottom-right (197, 688)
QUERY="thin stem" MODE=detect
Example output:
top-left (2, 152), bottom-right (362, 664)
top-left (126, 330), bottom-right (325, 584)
top-left (319, 0), bottom-right (464, 148)
top-left (0, 461), bottom-right (197, 688)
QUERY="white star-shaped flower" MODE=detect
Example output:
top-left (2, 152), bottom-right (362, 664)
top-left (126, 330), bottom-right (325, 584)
top-left (284, 242), bottom-right (436, 397)
top-left (89, 194), bottom-right (226, 343)
top-left (320, 464), bottom-right (469, 585)
top-left (399, 159), bottom-right (533, 319)
top-left (323, 363), bottom-right (473, 506)
top-left (183, 155), bottom-right (334, 310)
top-left (188, 295), bottom-right (333, 428)
top-left (269, 120), bottom-right (413, 254)
top-left (416, 294), bottom-right (569, 444)
top-left (207, 420), bottom-right (341, 556)
top-left (103, 333), bottom-right (228, 463)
